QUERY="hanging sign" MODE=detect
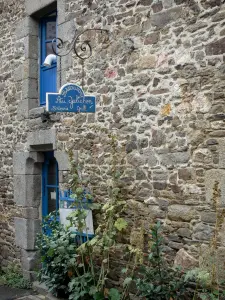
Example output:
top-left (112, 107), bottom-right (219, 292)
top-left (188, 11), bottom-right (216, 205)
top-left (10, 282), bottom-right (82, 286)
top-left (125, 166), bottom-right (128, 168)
top-left (46, 83), bottom-right (96, 113)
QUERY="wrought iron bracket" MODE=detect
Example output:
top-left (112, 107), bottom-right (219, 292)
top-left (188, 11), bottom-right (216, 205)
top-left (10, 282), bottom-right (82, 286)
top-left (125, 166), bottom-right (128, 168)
top-left (52, 28), bottom-right (109, 61)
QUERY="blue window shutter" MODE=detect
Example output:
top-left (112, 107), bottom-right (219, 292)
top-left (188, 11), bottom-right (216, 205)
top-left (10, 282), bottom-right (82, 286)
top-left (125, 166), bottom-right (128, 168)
top-left (40, 15), bottom-right (57, 106)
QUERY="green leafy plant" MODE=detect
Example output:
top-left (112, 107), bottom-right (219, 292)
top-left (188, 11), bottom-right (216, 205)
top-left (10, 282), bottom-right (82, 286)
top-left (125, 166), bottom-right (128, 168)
top-left (65, 131), bottom-right (129, 299)
top-left (185, 182), bottom-right (225, 300)
top-left (0, 262), bottom-right (31, 289)
top-left (36, 211), bottom-right (78, 298)
top-left (135, 222), bottom-right (187, 300)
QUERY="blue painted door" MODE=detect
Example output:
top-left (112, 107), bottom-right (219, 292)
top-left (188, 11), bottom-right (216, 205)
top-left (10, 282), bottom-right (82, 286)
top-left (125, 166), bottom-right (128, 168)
top-left (40, 14), bottom-right (57, 106)
top-left (42, 152), bottom-right (59, 217)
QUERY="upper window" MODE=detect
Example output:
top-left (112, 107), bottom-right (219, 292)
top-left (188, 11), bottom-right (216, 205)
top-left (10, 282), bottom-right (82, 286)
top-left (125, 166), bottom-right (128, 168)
top-left (40, 12), bottom-right (57, 106)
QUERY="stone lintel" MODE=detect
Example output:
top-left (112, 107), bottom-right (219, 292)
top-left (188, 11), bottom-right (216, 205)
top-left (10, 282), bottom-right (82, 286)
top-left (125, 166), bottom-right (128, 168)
top-left (28, 129), bottom-right (56, 151)
top-left (25, 0), bottom-right (56, 17)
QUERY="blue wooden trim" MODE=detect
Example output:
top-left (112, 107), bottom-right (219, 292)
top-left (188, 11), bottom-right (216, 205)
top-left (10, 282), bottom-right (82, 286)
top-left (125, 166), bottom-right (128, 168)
top-left (42, 157), bottom-right (48, 217)
top-left (40, 13), bottom-right (57, 106)
top-left (59, 189), bottom-right (92, 209)
top-left (42, 151), bottom-right (59, 218)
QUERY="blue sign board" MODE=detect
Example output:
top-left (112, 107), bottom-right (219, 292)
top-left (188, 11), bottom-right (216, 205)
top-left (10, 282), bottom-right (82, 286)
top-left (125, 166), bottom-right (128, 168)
top-left (46, 83), bottom-right (96, 113)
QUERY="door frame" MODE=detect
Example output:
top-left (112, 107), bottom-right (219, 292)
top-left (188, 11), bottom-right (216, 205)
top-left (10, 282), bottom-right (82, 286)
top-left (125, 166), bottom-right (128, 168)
top-left (42, 151), bottom-right (59, 217)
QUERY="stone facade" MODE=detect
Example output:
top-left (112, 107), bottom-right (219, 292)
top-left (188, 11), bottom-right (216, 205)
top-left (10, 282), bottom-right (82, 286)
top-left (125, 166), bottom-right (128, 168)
top-left (1, 0), bottom-right (225, 279)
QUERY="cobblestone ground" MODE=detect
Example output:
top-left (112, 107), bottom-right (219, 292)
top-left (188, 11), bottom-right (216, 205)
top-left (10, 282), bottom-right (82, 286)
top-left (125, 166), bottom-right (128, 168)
top-left (0, 285), bottom-right (33, 300)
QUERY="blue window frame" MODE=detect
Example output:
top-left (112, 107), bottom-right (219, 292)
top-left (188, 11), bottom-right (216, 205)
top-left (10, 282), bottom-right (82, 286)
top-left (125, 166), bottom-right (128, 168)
top-left (42, 151), bottom-right (59, 217)
top-left (40, 13), bottom-right (57, 106)
top-left (42, 152), bottom-right (94, 243)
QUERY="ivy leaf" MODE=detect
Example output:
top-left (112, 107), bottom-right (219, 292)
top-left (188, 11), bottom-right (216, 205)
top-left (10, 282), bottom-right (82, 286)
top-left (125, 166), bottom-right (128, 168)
top-left (89, 286), bottom-right (97, 295)
top-left (89, 203), bottom-right (101, 210)
top-left (123, 277), bottom-right (132, 287)
top-left (112, 188), bottom-right (120, 196)
top-left (114, 218), bottom-right (128, 231)
top-left (76, 187), bottom-right (84, 194)
top-left (121, 268), bottom-right (128, 274)
top-left (199, 294), bottom-right (208, 300)
top-left (93, 292), bottom-right (105, 300)
top-left (88, 236), bottom-right (98, 246)
top-left (109, 288), bottom-right (121, 300)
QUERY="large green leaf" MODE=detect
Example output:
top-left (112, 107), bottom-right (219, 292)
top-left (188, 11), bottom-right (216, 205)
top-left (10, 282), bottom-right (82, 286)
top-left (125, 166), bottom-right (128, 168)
top-left (93, 291), bottom-right (105, 300)
top-left (109, 288), bottom-right (121, 300)
top-left (114, 218), bottom-right (128, 231)
top-left (123, 277), bottom-right (132, 287)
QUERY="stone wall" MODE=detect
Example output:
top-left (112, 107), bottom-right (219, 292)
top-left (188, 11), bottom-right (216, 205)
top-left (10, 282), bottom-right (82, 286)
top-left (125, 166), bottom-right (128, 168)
top-left (56, 0), bottom-right (225, 262)
top-left (0, 0), bottom-right (26, 268)
top-left (1, 0), bottom-right (225, 277)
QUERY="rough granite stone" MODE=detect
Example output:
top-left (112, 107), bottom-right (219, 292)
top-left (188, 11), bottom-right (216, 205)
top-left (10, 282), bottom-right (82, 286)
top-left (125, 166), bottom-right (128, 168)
top-left (2, 0), bottom-right (225, 281)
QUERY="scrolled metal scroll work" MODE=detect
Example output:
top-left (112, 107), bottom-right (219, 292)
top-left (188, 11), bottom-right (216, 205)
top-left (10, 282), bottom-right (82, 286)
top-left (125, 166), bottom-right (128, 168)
top-left (52, 29), bottom-right (109, 60)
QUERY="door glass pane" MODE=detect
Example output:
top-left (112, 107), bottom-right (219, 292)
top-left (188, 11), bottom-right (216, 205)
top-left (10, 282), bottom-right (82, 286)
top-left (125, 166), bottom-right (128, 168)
top-left (46, 42), bottom-right (56, 57)
top-left (47, 187), bottom-right (57, 213)
top-left (48, 158), bottom-right (57, 185)
top-left (46, 21), bottom-right (56, 40)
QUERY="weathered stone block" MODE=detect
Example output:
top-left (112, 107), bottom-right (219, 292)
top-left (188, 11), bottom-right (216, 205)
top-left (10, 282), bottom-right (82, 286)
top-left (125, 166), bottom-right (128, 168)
top-left (22, 78), bottom-right (38, 99)
top-left (178, 168), bottom-right (193, 181)
top-left (168, 205), bottom-right (197, 221)
top-left (25, 0), bottom-right (56, 16)
top-left (22, 207), bottom-right (39, 219)
top-left (137, 55), bottom-right (156, 69)
top-left (218, 138), bottom-right (225, 169)
top-left (21, 249), bottom-right (39, 271)
top-left (127, 150), bottom-right (148, 167)
top-left (55, 150), bottom-right (76, 171)
top-left (162, 0), bottom-right (174, 8)
top-left (151, 129), bottom-right (165, 147)
top-left (33, 281), bottom-right (48, 296)
top-left (57, 19), bottom-right (76, 46)
top-left (160, 152), bottom-right (190, 166)
top-left (23, 270), bottom-right (37, 282)
top-left (15, 17), bottom-right (38, 39)
top-left (130, 74), bottom-right (150, 86)
top-left (15, 218), bottom-right (41, 250)
top-left (23, 59), bottom-right (38, 79)
top-left (13, 152), bottom-right (44, 175)
top-left (200, 211), bottom-right (216, 224)
top-left (123, 101), bottom-right (139, 118)
top-left (17, 98), bottom-right (39, 120)
top-left (177, 228), bottom-right (192, 238)
top-left (152, 1), bottom-right (163, 13)
top-left (14, 175), bottom-right (41, 207)
top-left (28, 129), bottom-right (56, 150)
top-left (138, 0), bottom-right (153, 5)
top-left (205, 37), bottom-right (225, 55)
top-left (200, 0), bottom-right (221, 9)
top-left (144, 32), bottom-right (160, 45)
top-left (193, 222), bottom-right (213, 240)
top-left (24, 35), bottom-right (38, 59)
top-left (57, 0), bottom-right (66, 25)
top-left (174, 248), bottom-right (198, 270)
top-left (149, 6), bottom-right (184, 28)
top-left (205, 169), bottom-right (225, 205)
